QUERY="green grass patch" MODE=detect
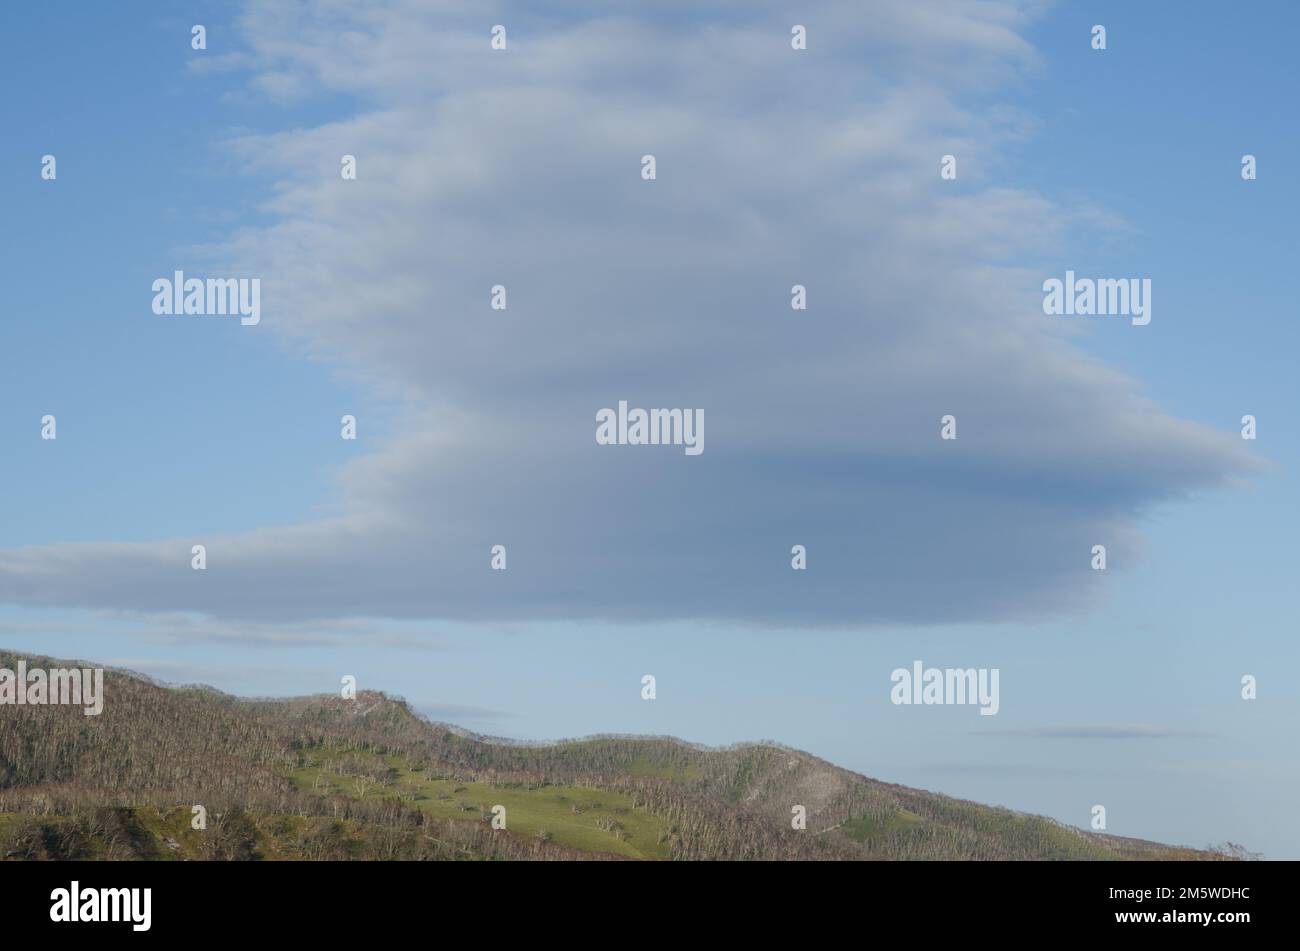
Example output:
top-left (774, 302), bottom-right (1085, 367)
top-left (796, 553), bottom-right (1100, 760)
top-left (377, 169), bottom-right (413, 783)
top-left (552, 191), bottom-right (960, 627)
top-left (843, 808), bottom-right (925, 842)
top-left (287, 748), bottom-right (673, 859)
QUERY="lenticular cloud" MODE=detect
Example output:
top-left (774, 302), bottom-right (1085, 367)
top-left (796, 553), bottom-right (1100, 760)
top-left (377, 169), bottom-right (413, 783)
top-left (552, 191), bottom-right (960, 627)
top-left (0, 0), bottom-right (1258, 627)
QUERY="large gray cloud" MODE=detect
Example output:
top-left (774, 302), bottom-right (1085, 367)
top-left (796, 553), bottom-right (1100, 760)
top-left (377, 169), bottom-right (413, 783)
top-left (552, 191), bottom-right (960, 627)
top-left (0, 0), bottom-right (1258, 626)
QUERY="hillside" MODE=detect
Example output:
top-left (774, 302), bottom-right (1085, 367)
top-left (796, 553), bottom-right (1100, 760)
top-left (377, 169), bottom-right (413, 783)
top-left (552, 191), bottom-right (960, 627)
top-left (0, 649), bottom-right (1239, 861)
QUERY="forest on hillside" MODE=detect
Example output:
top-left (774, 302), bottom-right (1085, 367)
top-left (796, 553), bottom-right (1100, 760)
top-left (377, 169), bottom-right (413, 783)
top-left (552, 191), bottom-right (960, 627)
top-left (0, 651), bottom-right (1247, 862)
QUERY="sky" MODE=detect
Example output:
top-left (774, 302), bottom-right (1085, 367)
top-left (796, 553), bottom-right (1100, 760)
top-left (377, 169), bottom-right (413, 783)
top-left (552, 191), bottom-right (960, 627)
top-left (1, 1), bottom-right (1296, 858)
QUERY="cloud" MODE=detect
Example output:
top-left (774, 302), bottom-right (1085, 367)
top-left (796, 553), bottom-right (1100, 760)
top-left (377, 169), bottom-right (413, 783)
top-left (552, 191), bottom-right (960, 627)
top-left (411, 702), bottom-right (518, 724)
top-left (919, 762), bottom-right (1084, 778)
top-left (980, 724), bottom-right (1214, 739)
top-left (102, 656), bottom-right (313, 688)
top-left (0, 0), bottom-right (1258, 629)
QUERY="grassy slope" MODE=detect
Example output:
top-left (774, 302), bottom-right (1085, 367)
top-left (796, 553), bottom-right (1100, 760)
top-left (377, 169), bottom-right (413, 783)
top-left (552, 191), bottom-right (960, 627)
top-left (287, 748), bottom-right (672, 859)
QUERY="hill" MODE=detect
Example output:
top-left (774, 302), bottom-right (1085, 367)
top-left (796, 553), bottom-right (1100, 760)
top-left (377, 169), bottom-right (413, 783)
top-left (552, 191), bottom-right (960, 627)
top-left (0, 648), bottom-right (1242, 861)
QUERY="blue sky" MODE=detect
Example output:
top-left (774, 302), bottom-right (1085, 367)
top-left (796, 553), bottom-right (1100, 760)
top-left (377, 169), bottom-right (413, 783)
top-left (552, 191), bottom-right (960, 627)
top-left (2, 1), bottom-right (1296, 858)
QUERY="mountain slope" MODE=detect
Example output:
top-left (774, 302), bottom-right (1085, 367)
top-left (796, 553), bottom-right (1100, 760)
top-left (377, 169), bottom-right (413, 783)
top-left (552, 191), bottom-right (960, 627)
top-left (0, 649), bottom-right (1240, 861)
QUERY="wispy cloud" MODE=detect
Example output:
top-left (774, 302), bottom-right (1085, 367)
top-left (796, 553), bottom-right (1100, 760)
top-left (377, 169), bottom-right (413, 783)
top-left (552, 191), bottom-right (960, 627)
top-left (411, 702), bottom-right (518, 724)
top-left (979, 724), bottom-right (1214, 739)
top-left (107, 611), bottom-right (449, 651)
